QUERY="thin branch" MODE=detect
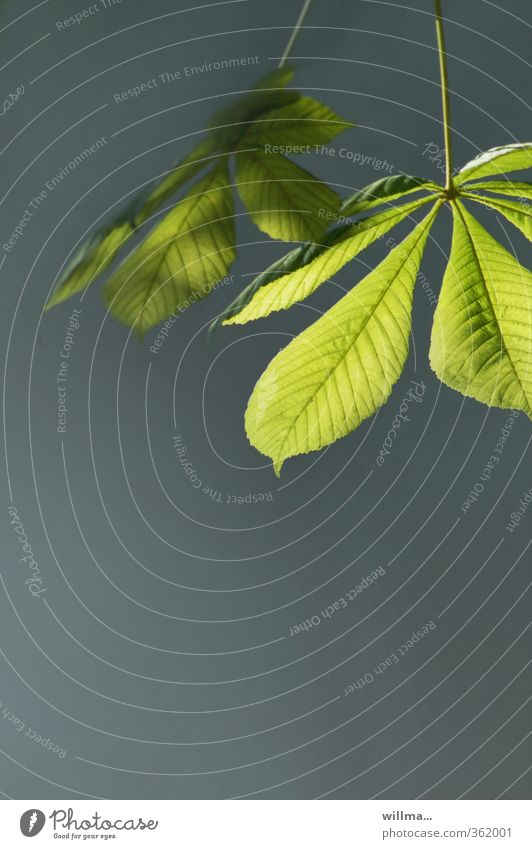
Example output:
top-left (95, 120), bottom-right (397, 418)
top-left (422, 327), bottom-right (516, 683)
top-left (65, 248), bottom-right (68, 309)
top-left (278, 0), bottom-right (314, 68)
top-left (434, 0), bottom-right (454, 191)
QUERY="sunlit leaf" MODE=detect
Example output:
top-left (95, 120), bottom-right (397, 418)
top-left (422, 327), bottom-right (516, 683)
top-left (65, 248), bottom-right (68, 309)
top-left (46, 63), bottom-right (353, 326)
top-left (224, 195), bottom-right (435, 324)
top-left (46, 140), bottom-right (221, 308)
top-left (430, 201), bottom-right (532, 417)
top-left (245, 204), bottom-right (439, 474)
top-left (458, 180), bottom-right (532, 200)
top-left (216, 178), bottom-right (436, 329)
top-left (210, 238), bottom-right (331, 333)
top-left (463, 193), bottom-right (532, 241)
top-left (455, 143), bottom-right (532, 185)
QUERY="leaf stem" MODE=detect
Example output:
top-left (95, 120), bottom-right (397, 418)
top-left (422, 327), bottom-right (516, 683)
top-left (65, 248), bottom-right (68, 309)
top-left (278, 0), bottom-right (314, 68)
top-left (434, 0), bottom-right (454, 193)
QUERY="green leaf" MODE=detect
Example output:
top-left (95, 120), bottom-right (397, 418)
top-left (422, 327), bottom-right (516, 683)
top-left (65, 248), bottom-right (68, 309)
top-left (215, 183), bottom-right (431, 330)
top-left (458, 180), bottom-right (532, 200)
top-left (462, 193), bottom-right (532, 241)
top-left (46, 62), bottom-right (351, 325)
top-left (429, 201), bottom-right (532, 417)
top-left (243, 96), bottom-right (354, 148)
top-left (224, 195), bottom-right (435, 325)
top-left (46, 139), bottom-right (223, 309)
top-left (103, 162), bottom-right (235, 336)
top-left (210, 239), bottom-right (330, 333)
top-left (455, 143), bottom-right (532, 185)
top-left (340, 174), bottom-right (437, 216)
top-left (46, 218), bottom-right (134, 310)
top-left (214, 216), bottom-right (370, 332)
top-left (245, 204), bottom-right (439, 474)
top-left (138, 70), bottom-right (304, 223)
top-left (235, 150), bottom-right (339, 241)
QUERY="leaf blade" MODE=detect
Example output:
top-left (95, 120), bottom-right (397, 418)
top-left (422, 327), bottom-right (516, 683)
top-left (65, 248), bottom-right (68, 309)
top-left (455, 143), bottom-right (532, 185)
top-left (46, 219), bottom-right (134, 310)
top-left (45, 140), bottom-right (222, 310)
top-left (340, 174), bottom-right (438, 216)
top-left (243, 96), bottom-right (354, 148)
top-left (429, 201), bottom-right (532, 417)
top-left (103, 162), bottom-right (235, 335)
top-left (210, 239), bottom-right (329, 333)
top-left (235, 150), bottom-right (339, 242)
top-left (458, 180), bottom-right (532, 200)
top-left (224, 195), bottom-right (435, 325)
top-left (462, 192), bottom-right (532, 241)
top-left (245, 204), bottom-right (439, 473)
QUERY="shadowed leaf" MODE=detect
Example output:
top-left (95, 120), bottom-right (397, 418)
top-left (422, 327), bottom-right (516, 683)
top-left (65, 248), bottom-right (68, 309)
top-left (243, 96), bottom-right (354, 148)
top-left (103, 162), bottom-right (235, 336)
top-left (235, 150), bottom-right (339, 241)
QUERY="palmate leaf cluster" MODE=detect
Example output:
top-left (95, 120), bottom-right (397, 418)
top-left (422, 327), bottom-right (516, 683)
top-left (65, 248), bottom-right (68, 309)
top-left (44, 57), bottom-right (532, 477)
top-left (221, 143), bottom-right (532, 473)
top-left (46, 67), bottom-right (353, 336)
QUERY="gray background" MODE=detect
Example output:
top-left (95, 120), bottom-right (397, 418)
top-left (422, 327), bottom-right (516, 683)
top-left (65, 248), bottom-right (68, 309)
top-left (0, 0), bottom-right (530, 799)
